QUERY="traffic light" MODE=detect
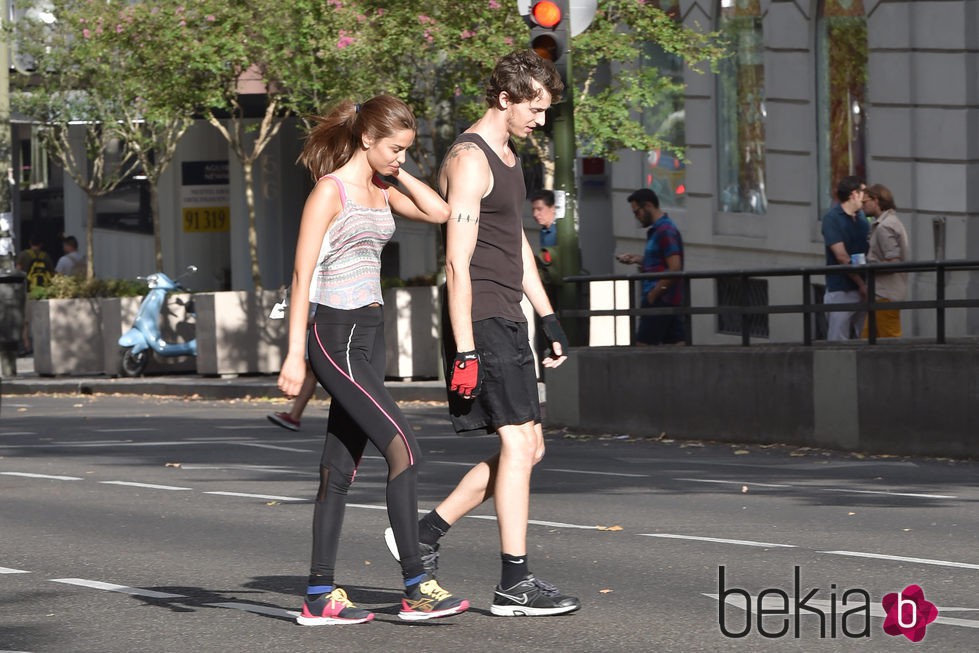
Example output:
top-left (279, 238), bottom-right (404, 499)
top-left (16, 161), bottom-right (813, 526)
top-left (526, 0), bottom-right (569, 86)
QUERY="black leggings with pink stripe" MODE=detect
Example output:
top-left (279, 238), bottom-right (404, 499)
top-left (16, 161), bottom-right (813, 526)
top-left (306, 304), bottom-right (423, 584)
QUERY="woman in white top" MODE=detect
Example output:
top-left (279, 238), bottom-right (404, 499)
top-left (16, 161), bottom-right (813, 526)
top-left (278, 95), bottom-right (468, 625)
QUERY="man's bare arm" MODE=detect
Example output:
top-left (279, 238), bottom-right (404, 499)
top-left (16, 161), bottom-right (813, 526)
top-left (442, 143), bottom-right (490, 352)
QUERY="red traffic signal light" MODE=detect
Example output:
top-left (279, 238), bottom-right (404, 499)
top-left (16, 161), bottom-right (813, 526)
top-left (528, 0), bottom-right (567, 67)
top-left (531, 1), bottom-right (562, 29)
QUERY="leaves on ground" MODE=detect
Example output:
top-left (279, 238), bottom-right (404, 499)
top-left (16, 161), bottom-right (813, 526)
top-left (596, 525), bottom-right (623, 532)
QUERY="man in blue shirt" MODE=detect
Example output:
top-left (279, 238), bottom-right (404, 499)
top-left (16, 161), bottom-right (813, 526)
top-left (531, 189), bottom-right (558, 248)
top-left (616, 188), bottom-right (685, 344)
top-left (821, 175), bottom-right (870, 340)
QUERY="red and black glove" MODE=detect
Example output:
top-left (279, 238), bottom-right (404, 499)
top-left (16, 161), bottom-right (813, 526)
top-left (541, 314), bottom-right (569, 359)
top-left (449, 350), bottom-right (482, 398)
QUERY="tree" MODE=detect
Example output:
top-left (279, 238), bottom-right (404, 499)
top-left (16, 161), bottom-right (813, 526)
top-left (10, 0), bottom-right (141, 279)
top-left (321, 1), bottom-right (724, 185)
top-left (177, 0), bottom-right (367, 291)
top-left (84, 0), bottom-right (213, 273)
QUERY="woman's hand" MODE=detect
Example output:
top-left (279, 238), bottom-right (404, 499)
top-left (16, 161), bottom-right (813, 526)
top-left (277, 353), bottom-right (307, 399)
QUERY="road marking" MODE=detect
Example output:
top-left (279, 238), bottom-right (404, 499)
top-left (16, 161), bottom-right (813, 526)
top-left (819, 487), bottom-right (957, 499)
top-left (641, 533), bottom-right (797, 548)
top-left (0, 567), bottom-right (30, 574)
top-left (204, 491), bottom-right (306, 502)
top-left (179, 464), bottom-right (314, 476)
top-left (705, 593), bottom-right (979, 630)
top-left (216, 425), bottom-right (271, 430)
top-left (206, 602), bottom-right (299, 620)
top-left (99, 481), bottom-right (192, 491)
top-left (820, 550), bottom-right (979, 571)
top-left (93, 428), bottom-right (156, 433)
top-left (231, 442), bottom-right (316, 453)
top-left (50, 578), bottom-right (185, 599)
top-left (675, 477), bottom-right (791, 488)
top-left (1, 472), bottom-right (82, 481)
top-left (675, 477), bottom-right (956, 499)
top-left (549, 468), bottom-right (646, 478)
top-left (468, 514), bottom-right (601, 530)
top-left (52, 440), bottom-right (133, 445)
top-left (0, 431), bottom-right (36, 435)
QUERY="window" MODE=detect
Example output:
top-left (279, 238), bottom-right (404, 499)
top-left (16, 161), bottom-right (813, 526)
top-left (717, 0), bottom-right (766, 214)
top-left (816, 0), bottom-right (867, 213)
top-left (643, 0), bottom-right (685, 209)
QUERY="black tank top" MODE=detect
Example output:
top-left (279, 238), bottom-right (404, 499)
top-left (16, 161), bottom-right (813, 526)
top-left (453, 133), bottom-right (526, 323)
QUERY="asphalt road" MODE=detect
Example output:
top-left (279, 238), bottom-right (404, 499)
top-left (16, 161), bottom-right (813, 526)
top-left (1, 394), bottom-right (977, 652)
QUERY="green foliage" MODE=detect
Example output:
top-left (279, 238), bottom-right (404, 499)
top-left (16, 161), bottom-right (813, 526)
top-left (30, 275), bottom-right (147, 300)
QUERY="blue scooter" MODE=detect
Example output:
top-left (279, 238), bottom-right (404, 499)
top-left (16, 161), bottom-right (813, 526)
top-left (118, 265), bottom-right (198, 377)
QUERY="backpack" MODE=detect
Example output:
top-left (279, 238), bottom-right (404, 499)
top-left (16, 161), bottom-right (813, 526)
top-left (25, 250), bottom-right (53, 291)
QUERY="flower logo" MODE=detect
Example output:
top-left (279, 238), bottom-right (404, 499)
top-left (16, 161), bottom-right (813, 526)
top-left (882, 584), bottom-right (939, 642)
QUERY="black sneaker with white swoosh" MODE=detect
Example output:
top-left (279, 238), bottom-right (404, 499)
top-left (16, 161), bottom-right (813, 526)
top-left (490, 575), bottom-right (581, 617)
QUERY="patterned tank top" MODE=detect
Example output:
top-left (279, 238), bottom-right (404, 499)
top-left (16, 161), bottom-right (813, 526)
top-left (309, 174), bottom-right (395, 309)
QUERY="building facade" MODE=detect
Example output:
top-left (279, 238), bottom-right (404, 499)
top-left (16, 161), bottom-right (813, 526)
top-left (603, 0), bottom-right (979, 343)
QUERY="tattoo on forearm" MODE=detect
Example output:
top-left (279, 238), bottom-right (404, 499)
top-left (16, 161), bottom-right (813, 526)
top-left (455, 213), bottom-right (478, 224)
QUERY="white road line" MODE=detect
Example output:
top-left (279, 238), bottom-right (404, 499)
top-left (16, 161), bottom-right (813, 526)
top-left (467, 514), bottom-right (600, 530)
top-left (548, 468), bottom-right (646, 478)
top-left (52, 440), bottom-right (132, 445)
top-left (641, 533), bottom-right (797, 548)
top-left (204, 491), bottom-right (306, 502)
top-left (0, 431), bottom-right (36, 435)
top-left (206, 602), bottom-right (299, 619)
top-left (216, 425), bottom-right (274, 430)
top-left (94, 428), bottom-right (157, 433)
top-left (676, 477), bottom-right (956, 499)
top-left (230, 442), bottom-right (316, 453)
top-left (819, 487), bottom-right (957, 499)
top-left (0, 567), bottom-right (30, 574)
top-left (99, 481), bottom-right (192, 491)
top-left (50, 578), bottom-right (185, 599)
top-left (820, 550), bottom-right (979, 571)
top-left (676, 477), bottom-right (791, 488)
top-left (179, 465), bottom-right (314, 476)
top-left (1, 472), bottom-right (82, 481)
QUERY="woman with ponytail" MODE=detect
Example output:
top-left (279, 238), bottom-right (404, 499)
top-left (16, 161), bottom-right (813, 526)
top-left (278, 95), bottom-right (468, 625)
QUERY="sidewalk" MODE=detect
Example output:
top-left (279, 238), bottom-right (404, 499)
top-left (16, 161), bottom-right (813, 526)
top-left (0, 355), bottom-right (447, 402)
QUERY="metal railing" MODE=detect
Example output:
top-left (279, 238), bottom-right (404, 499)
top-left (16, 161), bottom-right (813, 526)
top-left (562, 259), bottom-right (979, 346)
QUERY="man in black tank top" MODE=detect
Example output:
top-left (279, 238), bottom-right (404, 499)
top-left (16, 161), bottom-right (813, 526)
top-left (387, 50), bottom-right (581, 616)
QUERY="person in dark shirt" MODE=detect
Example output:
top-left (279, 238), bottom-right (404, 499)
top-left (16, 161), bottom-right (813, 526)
top-left (821, 175), bottom-right (869, 340)
top-left (385, 50), bottom-right (580, 618)
top-left (616, 188), bottom-right (685, 345)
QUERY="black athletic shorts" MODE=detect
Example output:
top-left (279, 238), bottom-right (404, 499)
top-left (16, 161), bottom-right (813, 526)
top-left (444, 316), bottom-right (541, 434)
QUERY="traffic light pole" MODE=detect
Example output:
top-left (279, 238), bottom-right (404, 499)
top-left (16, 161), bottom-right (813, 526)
top-left (551, 58), bottom-right (581, 346)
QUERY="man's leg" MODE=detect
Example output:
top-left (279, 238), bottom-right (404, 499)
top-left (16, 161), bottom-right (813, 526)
top-left (825, 290), bottom-right (854, 341)
top-left (424, 420), bottom-right (545, 529)
top-left (289, 365), bottom-right (318, 421)
top-left (494, 421), bottom-right (540, 559)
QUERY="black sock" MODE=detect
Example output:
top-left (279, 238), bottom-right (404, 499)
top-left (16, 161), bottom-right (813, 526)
top-left (500, 553), bottom-right (529, 589)
top-left (418, 510), bottom-right (450, 546)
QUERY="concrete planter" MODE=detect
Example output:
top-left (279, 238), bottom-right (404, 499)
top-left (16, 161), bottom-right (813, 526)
top-left (382, 286), bottom-right (440, 380)
top-left (31, 298), bottom-right (105, 376)
top-left (194, 290), bottom-right (287, 376)
top-left (100, 295), bottom-right (197, 376)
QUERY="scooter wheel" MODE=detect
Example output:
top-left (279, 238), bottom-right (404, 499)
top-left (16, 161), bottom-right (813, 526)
top-left (119, 348), bottom-right (149, 377)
